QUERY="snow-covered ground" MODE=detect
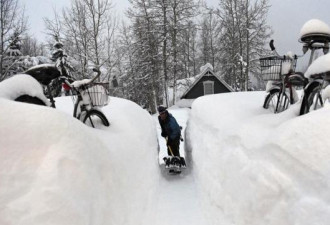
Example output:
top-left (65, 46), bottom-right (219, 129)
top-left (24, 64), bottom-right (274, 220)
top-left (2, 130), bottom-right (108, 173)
top-left (153, 106), bottom-right (208, 225)
top-left (0, 96), bottom-right (160, 225)
top-left (187, 92), bottom-right (330, 225)
top-left (1, 90), bottom-right (330, 225)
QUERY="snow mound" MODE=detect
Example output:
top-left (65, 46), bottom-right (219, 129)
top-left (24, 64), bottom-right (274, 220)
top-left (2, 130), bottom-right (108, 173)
top-left (0, 74), bottom-right (50, 105)
top-left (0, 97), bottom-right (159, 225)
top-left (304, 53), bottom-right (330, 78)
top-left (186, 92), bottom-right (330, 225)
top-left (175, 98), bottom-right (195, 108)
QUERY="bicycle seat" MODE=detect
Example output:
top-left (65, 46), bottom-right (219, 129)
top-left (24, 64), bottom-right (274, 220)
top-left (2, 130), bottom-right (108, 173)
top-left (288, 72), bottom-right (307, 86)
top-left (24, 64), bottom-right (61, 86)
top-left (309, 71), bottom-right (330, 81)
top-left (309, 73), bottom-right (325, 80)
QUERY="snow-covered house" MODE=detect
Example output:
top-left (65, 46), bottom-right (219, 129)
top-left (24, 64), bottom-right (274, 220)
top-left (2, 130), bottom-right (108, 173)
top-left (179, 63), bottom-right (233, 100)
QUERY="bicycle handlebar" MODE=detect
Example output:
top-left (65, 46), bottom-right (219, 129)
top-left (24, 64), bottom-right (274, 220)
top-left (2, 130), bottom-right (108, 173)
top-left (60, 67), bottom-right (101, 89)
top-left (89, 68), bottom-right (101, 84)
top-left (269, 39), bottom-right (303, 59)
top-left (269, 39), bottom-right (276, 51)
top-left (269, 39), bottom-right (281, 57)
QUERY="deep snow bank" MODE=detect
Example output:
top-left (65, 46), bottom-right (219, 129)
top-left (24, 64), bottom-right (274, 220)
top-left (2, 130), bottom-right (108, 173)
top-left (0, 97), bottom-right (159, 225)
top-left (0, 74), bottom-right (49, 105)
top-left (186, 92), bottom-right (330, 225)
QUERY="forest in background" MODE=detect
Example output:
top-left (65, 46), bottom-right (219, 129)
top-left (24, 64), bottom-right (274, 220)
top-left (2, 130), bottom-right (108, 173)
top-left (0, 0), bottom-right (272, 113)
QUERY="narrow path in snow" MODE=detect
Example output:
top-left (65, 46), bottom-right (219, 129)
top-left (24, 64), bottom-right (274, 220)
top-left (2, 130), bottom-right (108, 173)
top-left (153, 108), bottom-right (208, 225)
top-left (153, 169), bottom-right (207, 225)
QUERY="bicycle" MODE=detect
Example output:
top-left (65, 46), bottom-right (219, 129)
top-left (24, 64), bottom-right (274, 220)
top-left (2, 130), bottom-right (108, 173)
top-left (260, 40), bottom-right (306, 113)
top-left (298, 33), bottom-right (330, 115)
top-left (61, 69), bottom-right (110, 128)
top-left (16, 49), bottom-right (110, 128)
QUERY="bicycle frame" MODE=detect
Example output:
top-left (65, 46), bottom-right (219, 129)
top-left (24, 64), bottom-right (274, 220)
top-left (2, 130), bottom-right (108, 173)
top-left (261, 40), bottom-right (314, 113)
top-left (277, 75), bottom-right (292, 112)
top-left (15, 46), bottom-right (110, 127)
top-left (261, 54), bottom-right (299, 113)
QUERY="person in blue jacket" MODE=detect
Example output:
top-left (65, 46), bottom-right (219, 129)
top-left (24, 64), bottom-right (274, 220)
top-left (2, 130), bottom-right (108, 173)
top-left (157, 105), bottom-right (181, 158)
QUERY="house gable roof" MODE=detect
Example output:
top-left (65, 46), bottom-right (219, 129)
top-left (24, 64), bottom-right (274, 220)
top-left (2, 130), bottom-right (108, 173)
top-left (180, 67), bottom-right (234, 99)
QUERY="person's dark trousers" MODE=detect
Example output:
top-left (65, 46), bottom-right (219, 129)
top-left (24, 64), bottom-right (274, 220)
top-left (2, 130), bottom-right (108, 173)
top-left (167, 138), bottom-right (180, 157)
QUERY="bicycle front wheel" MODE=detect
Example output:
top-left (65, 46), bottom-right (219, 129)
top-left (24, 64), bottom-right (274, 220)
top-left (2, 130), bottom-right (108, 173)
top-left (82, 109), bottom-right (110, 128)
top-left (299, 81), bottom-right (323, 115)
top-left (263, 89), bottom-right (289, 113)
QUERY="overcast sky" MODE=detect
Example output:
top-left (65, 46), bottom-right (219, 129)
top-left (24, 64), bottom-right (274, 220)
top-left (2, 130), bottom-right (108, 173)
top-left (21, 0), bottom-right (330, 58)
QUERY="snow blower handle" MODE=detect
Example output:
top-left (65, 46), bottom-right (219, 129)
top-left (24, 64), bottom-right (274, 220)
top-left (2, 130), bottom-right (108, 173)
top-left (165, 137), bottom-right (175, 157)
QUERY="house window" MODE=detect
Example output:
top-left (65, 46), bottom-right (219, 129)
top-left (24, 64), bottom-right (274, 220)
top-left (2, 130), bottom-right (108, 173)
top-left (203, 81), bottom-right (214, 95)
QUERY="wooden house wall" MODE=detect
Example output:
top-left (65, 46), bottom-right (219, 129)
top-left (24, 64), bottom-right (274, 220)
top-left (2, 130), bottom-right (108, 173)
top-left (183, 76), bottom-right (231, 99)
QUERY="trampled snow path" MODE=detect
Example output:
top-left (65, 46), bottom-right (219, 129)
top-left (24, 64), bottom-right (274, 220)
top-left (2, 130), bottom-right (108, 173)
top-left (153, 171), bottom-right (207, 225)
top-left (55, 96), bottom-right (208, 224)
top-left (54, 97), bottom-right (209, 224)
top-left (153, 108), bottom-right (208, 225)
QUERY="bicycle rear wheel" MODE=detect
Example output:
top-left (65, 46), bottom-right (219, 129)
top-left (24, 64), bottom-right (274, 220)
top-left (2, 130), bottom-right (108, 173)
top-left (82, 109), bottom-right (110, 128)
top-left (299, 81), bottom-right (323, 115)
top-left (263, 89), bottom-right (289, 113)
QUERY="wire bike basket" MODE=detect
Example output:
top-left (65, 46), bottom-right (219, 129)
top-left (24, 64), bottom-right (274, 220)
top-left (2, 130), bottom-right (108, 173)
top-left (259, 56), bottom-right (297, 81)
top-left (83, 82), bottom-right (110, 107)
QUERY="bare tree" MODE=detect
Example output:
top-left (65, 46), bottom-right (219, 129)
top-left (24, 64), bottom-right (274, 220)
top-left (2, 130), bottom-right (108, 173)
top-left (44, 0), bottom-right (115, 81)
top-left (82, 0), bottom-right (112, 68)
top-left (244, 0), bottom-right (272, 90)
top-left (181, 20), bottom-right (198, 78)
top-left (61, 0), bottom-right (90, 79)
top-left (20, 35), bottom-right (44, 56)
top-left (168, 0), bottom-right (199, 104)
top-left (123, 0), bottom-right (200, 108)
top-left (127, 0), bottom-right (162, 113)
top-left (199, 7), bottom-right (221, 71)
top-left (216, 0), bottom-right (271, 91)
top-left (43, 7), bottom-right (62, 41)
top-left (104, 13), bottom-right (119, 83)
top-left (154, 0), bottom-right (170, 107)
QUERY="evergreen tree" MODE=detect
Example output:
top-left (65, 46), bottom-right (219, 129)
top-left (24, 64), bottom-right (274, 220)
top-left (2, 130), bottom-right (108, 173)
top-left (127, 0), bottom-right (162, 113)
top-left (0, 0), bottom-right (27, 81)
top-left (2, 32), bottom-right (25, 77)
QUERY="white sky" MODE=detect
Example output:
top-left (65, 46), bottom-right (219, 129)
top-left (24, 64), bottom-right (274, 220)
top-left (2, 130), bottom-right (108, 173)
top-left (21, 0), bottom-right (330, 56)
